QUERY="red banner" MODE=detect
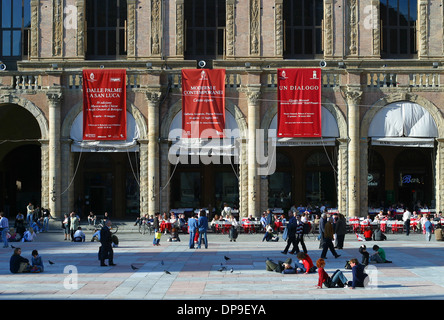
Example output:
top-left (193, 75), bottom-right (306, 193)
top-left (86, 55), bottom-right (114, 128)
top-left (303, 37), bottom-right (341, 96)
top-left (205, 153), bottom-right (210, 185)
top-left (83, 69), bottom-right (127, 140)
top-left (181, 69), bottom-right (225, 138)
top-left (277, 68), bottom-right (322, 138)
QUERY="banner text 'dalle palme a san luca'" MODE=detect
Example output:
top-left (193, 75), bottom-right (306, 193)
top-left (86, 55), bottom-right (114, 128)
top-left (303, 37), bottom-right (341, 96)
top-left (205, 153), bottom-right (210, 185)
top-left (277, 68), bottom-right (322, 138)
top-left (181, 69), bottom-right (226, 138)
top-left (82, 69), bottom-right (127, 141)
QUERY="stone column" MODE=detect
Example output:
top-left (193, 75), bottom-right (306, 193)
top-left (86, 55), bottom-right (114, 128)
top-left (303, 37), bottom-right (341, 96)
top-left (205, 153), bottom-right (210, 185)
top-left (246, 86), bottom-right (261, 218)
top-left (337, 138), bottom-right (349, 214)
top-left (435, 138), bottom-right (444, 212)
top-left (139, 139), bottom-right (149, 217)
top-left (146, 90), bottom-right (162, 216)
top-left (46, 89), bottom-right (63, 218)
top-left (345, 87), bottom-right (362, 217)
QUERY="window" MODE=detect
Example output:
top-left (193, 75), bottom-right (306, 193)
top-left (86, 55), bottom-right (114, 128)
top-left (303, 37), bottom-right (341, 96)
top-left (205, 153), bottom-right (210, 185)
top-left (184, 0), bottom-right (226, 61)
top-left (0, 0), bottom-right (31, 66)
top-left (283, 0), bottom-right (323, 58)
top-left (86, 0), bottom-right (127, 59)
top-left (381, 0), bottom-right (417, 58)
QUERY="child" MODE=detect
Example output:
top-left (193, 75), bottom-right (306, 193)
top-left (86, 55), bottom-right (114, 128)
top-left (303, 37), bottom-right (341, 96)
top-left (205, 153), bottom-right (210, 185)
top-left (30, 249), bottom-right (44, 273)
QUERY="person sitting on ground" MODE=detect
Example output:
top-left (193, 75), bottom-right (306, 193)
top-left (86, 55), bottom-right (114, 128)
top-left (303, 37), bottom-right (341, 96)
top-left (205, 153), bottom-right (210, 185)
top-left (10, 247), bottom-right (30, 273)
top-left (348, 258), bottom-right (369, 289)
top-left (359, 244), bottom-right (369, 266)
top-left (8, 228), bottom-right (21, 242)
top-left (91, 228), bottom-right (100, 242)
top-left (262, 225), bottom-right (279, 242)
top-left (372, 226), bottom-right (386, 241)
top-left (363, 226), bottom-right (373, 241)
top-left (370, 244), bottom-right (392, 263)
top-left (316, 258), bottom-right (349, 288)
top-left (295, 252), bottom-right (316, 274)
top-left (22, 228), bottom-right (36, 242)
top-left (73, 227), bottom-right (86, 242)
top-left (30, 249), bottom-right (44, 273)
top-left (168, 227), bottom-right (181, 242)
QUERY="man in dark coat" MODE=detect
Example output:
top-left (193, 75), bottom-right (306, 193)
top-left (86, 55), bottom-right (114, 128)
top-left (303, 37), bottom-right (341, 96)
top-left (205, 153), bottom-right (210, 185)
top-left (99, 219), bottom-right (115, 266)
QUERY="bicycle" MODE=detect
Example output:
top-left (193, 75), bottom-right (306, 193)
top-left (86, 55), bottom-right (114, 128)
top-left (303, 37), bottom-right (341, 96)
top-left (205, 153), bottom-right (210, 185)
top-left (94, 220), bottom-right (119, 234)
top-left (138, 220), bottom-right (153, 235)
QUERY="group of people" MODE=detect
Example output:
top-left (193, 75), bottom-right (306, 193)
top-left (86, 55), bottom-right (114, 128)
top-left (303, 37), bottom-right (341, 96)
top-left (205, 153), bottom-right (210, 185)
top-left (9, 248), bottom-right (44, 273)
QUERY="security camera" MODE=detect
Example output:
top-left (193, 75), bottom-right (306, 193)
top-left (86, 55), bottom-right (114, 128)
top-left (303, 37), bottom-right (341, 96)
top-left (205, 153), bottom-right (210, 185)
top-left (0, 62), bottom-right (6, 71)
top-left (198, 60), bottom-right (206, 68)
top-left (319, 60), bottom-right (327, 68)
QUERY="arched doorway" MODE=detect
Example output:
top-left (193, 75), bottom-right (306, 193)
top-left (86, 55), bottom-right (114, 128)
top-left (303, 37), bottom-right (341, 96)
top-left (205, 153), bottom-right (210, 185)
top-left (267, 106), bottom-right (340, 212)
top-left (168, 109), bottom-right (241, 215)
top-left (70, 111), bottom-right (141, 219)
top-left (368, 101), bottom-right (438, 209)
top-left (0, 103), bottom-right (41, 216)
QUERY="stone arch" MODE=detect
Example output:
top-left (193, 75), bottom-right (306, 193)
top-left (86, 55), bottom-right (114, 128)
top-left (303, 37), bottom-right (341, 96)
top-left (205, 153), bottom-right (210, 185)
top-left (0, 94), bottom-right (49, 139)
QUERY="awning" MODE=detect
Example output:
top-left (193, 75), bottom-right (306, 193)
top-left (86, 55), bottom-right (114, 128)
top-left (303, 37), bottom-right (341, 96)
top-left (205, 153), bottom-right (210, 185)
top-left (70, 111), bottom-right (140, 152)
top-left (169, 138), bottom-right (239, 157)
top-left (371, 137), bottom-right (435, 148)
top-left (272, 137), bottom-right (336, 147)
top-left (368, 101), bottom-right (438, 138)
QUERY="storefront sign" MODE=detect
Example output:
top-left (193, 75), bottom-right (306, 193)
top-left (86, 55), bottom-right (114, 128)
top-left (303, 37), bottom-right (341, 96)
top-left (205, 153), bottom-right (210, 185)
top-left (181, 69), bottom-right (225, 138)
top-left (82, 69), bottom-right (127, 141)
top-left (277, 68), bottom-right (322, 138)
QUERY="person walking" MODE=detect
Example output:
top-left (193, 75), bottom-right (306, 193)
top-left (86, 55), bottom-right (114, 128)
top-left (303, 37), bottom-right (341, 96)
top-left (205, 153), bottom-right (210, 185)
top-left (197, 210), bottom-right (208, 249)
top-left (295, 214), bottom-right (308, 254)
top-left (318, 213), bottom-right (327, 249)
top-left (403, 208), bottom-right (411, 236)
top-left (334, 213), bottom-right (347, 249)
top-left (281, 212), bottom-right (297, 254)
top-left (99, 219), bottom-right (115, 266)
top-left (320, 219), bottom-right (341, 259)
top-left (0, 212), bottom-right (9, 248)
top-left (424, 215), bottom-right (434, 241)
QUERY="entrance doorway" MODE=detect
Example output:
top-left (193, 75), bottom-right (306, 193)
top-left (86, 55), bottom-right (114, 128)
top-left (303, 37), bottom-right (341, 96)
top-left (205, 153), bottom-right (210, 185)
top-left (74, 152), bottom-right (140, 219)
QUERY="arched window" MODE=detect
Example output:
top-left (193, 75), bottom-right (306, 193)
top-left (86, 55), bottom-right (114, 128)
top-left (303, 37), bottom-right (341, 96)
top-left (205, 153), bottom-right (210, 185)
top-left (86, 0), bottom-right (127, 59)
top-left (381, 0), bottom-right (417, 58)
top-left (0, 0), bottom-right (31, 68)
top-left (283, 0), bottom-right (323, 58)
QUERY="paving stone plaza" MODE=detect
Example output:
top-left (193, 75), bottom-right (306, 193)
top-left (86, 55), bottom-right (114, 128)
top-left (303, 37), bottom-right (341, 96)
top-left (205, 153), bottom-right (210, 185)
top-left (1, 221), bottom-right (444, 306)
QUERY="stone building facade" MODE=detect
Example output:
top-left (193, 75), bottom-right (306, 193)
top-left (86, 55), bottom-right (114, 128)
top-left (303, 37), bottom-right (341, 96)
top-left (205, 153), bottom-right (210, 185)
top-left (0, 0), bottom-right (443, 219)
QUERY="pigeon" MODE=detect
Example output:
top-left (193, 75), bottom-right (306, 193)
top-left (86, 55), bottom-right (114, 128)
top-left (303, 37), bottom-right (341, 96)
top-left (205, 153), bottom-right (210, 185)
top-left (48, 260), bottom-right (55, 265)
top-left (131, 264), bottom-right (139, 270)
top-left (230, 268), bottom-right (234, 273)
top-left (224, 256), bottom-right (230, 261)
top-left (218, 266), bottom-right (226, 272)
top-left (164, 270), bottom-right (171, 275)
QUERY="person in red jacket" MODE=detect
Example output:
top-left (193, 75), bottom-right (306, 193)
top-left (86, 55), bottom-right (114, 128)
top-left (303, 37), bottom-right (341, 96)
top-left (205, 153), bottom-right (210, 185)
top-left (295, 252), bottom-right (316, 273)
top-left (316, 258), bottom-right (349, 288)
